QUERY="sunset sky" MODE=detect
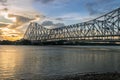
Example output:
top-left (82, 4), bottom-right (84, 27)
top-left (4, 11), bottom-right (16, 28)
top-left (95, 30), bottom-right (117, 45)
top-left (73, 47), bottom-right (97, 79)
top-left (0, 0), bottom-right (120, 41)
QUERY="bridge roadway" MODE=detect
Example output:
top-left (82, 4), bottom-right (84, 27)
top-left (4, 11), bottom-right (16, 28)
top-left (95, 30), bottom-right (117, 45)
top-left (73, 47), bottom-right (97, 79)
top-left (24, 7), bottom-right (120, 43)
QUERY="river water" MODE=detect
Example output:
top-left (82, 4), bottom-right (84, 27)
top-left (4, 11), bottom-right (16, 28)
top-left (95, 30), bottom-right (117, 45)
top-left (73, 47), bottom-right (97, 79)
top-left (0, 45), bottom-right (120, 79)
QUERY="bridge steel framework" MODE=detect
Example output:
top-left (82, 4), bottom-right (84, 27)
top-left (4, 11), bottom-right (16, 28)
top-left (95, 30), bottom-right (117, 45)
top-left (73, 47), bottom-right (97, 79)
top-left (24, 8), bottom-right (120, 42)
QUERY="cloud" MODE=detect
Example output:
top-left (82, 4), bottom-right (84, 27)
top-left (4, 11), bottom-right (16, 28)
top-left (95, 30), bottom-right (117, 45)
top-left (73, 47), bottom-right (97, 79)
top-left (55, 13), bottom-right (84, 21)
top-left (33, 0), bottom-right (70, 7)
top-left (41, 20), bottom-right (65, 28)
top-left (0, 13), bottom-right (40, 40)
top-left (33, 0), bottom-right (68, 4)
top-left (42, 21), bottom-right (53, 26)
top-left (86, 3), bottom-right (100, 15)
top-left (0, 27), bottom-right (23, 40)
top-left (6, 14), bottom-right (39, 29)
top-left (0, 0), bottom-right (7, 6)
top-left (54, 13), bottom-right (94, 23)
top-left (54, 23), bottom-right (64, 27)
top-left (34, 0), bottom-right (55, 4)
top-left (55, 18), bottom-right (63, 21)
top-left (0, 0), bottom-right (7, 3)
top-left (85, 0), bottom-right (119, 15)
top-left (0, 23), bottom-right (9, 28)
top-left (0, 29), bottom-right (2, 35)
top-left (0, 28), bottom-right (4, 40)
top-left (0, 0), bottom-right (47, 40)
top-left (0, 16), bottom-right (13, 24)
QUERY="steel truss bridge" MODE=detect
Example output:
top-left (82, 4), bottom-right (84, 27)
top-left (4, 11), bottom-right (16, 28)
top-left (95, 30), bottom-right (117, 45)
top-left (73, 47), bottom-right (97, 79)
top-left (24, 7), bottom-right (120, 43)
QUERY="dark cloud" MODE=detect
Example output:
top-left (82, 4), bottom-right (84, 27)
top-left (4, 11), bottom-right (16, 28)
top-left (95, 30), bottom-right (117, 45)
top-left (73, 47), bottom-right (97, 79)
top-left (42, 21), bottom-right (53, 26)
top-left (55, 18), bottom-right (64, 21)
top-left (0, 0), bottom-right (7, 3)
top-left (8, 14), bottom-right (34, 29)
top-left (0, 29), bottom-right (3, 40)
top-left (54, 23), bottom-right (64, 27)
top-left (0, 13), bottom-right (37, 41)
top-left (97, 0), bottom-right (113, 3)
top-left (0, 23), bottom-right (8, 28)
top-left (0, 29), bottom-right (2, 35)
top-left (41, 20), bottom-right (65, 28)
top-left (0, 0), bottom-right (7, 6)
top-left (85, 0), bottom-right (119, 15)
top-left (34, 0), bottom-right (55, 4)
top-left (86, 3), bottom-right (98, 15)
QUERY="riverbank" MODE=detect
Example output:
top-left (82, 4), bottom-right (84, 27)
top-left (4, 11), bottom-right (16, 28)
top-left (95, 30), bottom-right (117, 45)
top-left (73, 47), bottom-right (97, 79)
top-left (40, 72), bottom-right (120, 80)
top-left (1, 39), bottom-right (120, 46)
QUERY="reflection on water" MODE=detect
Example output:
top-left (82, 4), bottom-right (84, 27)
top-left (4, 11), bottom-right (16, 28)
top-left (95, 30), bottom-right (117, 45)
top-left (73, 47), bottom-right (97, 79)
top-left (0, 45), bottom-right (120, 79)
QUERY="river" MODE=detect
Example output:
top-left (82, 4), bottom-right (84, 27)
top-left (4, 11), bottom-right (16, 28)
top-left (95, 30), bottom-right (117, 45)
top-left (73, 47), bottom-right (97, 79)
top-left (0, 45), bottom-right (120, 79)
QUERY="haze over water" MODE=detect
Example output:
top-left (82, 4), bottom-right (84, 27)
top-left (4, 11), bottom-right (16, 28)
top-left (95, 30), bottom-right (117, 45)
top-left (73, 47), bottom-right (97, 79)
top-left (0, 45), bottom-right (120, 79)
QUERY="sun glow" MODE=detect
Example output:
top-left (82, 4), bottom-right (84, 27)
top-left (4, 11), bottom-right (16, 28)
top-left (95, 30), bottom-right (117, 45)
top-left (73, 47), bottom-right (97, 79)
top-left (1, 11), bottom-right (16, 22)
top-left (0, 10), bottom-right (23, 41)
top-left (0, 9), bottom-right (40, 41)
top-left (0, 28), bottom-right (23, 41)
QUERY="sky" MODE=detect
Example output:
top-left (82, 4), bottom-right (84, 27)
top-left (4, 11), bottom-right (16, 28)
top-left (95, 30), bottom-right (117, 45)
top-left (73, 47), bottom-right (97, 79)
top-left (0, 0), bottom-right (120, 41)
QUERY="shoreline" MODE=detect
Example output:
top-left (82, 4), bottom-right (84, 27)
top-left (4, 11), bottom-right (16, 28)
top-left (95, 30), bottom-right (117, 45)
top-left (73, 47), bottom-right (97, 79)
top-left (35, 72), bottom-right (120, 80)
top-left (54, 72), bottom-right (120, 80)
top-left (1, 40), bottom-right (120, 46)
top-left (12, 72), bottom-right (120, 80)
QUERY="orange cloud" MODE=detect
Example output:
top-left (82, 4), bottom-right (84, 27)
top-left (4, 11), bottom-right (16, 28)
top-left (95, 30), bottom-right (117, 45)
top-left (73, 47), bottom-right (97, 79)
top-left (0, 27), bottom-right (23, 41)
top-left (0, 13), bottom-right (40, 41)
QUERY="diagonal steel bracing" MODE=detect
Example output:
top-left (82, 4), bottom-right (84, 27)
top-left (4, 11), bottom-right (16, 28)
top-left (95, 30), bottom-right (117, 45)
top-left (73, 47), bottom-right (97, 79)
top-left (24, 7), bottom-right (120, 42)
